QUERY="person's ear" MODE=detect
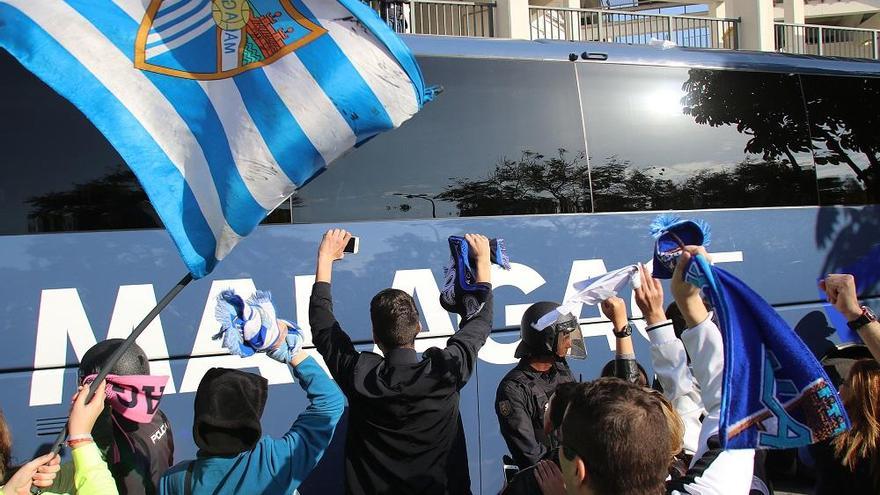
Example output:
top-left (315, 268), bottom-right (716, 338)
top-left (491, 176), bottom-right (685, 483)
top-left (372, 330), bottom-right (384, 353)
top-left (575, 455), bottom-right (589, 487)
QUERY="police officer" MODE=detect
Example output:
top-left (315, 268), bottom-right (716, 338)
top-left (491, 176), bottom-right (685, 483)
top-left (495, 301), bottom-right (585, 469)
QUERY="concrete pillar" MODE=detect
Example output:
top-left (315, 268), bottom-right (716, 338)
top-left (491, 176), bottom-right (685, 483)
top-left (782, 0), bottom-right (804, 23)
top-left (561, 0), bottom-right (581, 41)
top-left (782, 0), bottom-right (804, 53)
top-left (495, 0), bottom-right (532, 40)
top-left (725, 0), bottom-right (775, 51)
top-left (708, 1), bottom-right (728, 48)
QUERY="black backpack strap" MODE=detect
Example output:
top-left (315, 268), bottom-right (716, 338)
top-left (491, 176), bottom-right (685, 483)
top-left (184, 461), bottom-right (194, 495)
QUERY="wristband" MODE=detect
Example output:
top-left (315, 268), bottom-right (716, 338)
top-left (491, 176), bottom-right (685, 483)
top-left (67, 438), bottom-right (94, 449)
top-left (646, 320), bottom-right (673, 332)
top-left (67, 433), bottom-right (93, 442)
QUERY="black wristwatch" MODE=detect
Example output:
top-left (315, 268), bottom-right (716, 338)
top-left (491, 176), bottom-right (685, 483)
top-left (613, 322), bottom-right (634, 339)
top-left (847, 306), bottom-right (877, 331)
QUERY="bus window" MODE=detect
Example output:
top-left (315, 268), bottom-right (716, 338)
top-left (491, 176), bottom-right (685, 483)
top-left (578, 64), bottom-right (819, 212)
top-left (0, 49), bottom-right (161, 235)
top-left (800, 74), bottom-right (880, 205)
top-left (291, 56), bottom-right (590, 222)
top-left (0, 48), bottom-right (295, 233)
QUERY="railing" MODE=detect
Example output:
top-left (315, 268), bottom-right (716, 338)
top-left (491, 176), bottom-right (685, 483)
top-left (528, 7), bottom-right (739, 50)
top-left (775, 23), bottom-right (880, 60)
top-left (366, 0), bottom-right (495, 37)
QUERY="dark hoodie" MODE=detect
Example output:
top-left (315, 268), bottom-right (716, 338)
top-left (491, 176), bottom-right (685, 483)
top-left (159, 359), bottom-right (344, 495)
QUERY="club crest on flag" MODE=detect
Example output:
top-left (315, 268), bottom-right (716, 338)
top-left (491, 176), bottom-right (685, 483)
top-left (134, 0), bottom-right (326, 80)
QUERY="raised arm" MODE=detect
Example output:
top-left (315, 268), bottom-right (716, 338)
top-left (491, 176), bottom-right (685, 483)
top-left (441, 234), bottom-right (494, 387)
top-left (666, 248), bottom-right (755, 494)
top-left (820, 273), bottom-right (880, 363)
top-left (600, 296), bottom-right (642, 384)
top-left (670, 249), bottom-right (719, 420)
top-left (264, 355), bottom-right (345, 491)
top-left (634, 264), bottom-right (704, 455)
top-left (310, 229), bottom-right (360, 387)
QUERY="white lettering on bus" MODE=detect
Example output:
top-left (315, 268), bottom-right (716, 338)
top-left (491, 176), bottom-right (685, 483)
top-left (29, 284), bottom-right (176, 406)
top-left (28, 254), bottom-right (743, 405)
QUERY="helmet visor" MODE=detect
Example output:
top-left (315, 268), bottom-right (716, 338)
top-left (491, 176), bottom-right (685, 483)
top-left (554, 313), bottom-right (586, 360)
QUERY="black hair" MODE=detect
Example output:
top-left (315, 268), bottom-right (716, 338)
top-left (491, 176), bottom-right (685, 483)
top-left (370, 289), bottom-right (421, 349)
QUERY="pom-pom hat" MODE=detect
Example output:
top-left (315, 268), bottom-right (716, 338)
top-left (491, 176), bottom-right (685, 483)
top-left (650, 214), bottom-right (711, 279)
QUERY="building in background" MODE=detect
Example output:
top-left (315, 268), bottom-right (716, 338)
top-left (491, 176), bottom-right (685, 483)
top-left (367, 0), bottom-right (880, 59)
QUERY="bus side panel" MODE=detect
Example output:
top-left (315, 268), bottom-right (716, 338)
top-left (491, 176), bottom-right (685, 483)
top-left (1, 206), bottom-right (878, 493)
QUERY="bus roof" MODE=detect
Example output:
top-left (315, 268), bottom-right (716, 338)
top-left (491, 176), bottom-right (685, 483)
top-left (402, 34), bottom-right (880, 77)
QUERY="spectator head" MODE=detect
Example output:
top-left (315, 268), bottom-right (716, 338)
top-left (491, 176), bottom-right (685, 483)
top-left (560, 378), bottom-right (671, 495)
top-left (78, 338), bottom-right (150, 383)
top-left (599, 359), bottom-right (649, 387)
top-left (193, 368), bottom-right (268, 456)
top-left (0, 408), bottom-right (11, 481)
top-left (370, 288), bottom-right (421, 351)
top-left (820, 343), bottom-right (874, 391)
top-left (545, 382), bottom-right (580, 437)
top-left (832, 358), bottom-right (880, 480)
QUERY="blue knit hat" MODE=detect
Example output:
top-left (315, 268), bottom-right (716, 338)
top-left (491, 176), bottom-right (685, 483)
top-left (650, 214), bottom-right (711, 279)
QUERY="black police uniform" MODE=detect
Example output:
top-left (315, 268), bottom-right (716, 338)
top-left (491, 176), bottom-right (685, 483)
top-left (495, 358), bottom-right (574, 469)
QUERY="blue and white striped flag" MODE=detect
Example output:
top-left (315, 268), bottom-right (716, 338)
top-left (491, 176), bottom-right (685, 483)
top-left (0, 0), bottom-right (431, 277)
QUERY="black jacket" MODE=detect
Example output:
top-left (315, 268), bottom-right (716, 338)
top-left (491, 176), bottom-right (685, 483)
top-left (310, 282), bottom-right (493, 495)
top-left (810, 439), bottom-right (878, 495)
top-left (495, 359), bottom-right (574, 468)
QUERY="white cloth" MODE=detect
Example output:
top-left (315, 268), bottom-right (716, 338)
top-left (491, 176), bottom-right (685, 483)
top-left (534, 264), bottom-right (642, 330)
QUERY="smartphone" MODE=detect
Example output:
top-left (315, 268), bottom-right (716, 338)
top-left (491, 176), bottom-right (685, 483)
top-left (344, 236), bottom-right (359, 254)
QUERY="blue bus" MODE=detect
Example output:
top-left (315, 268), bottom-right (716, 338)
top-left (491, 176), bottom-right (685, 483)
top-left (2, 34), bottom-right (880, 493)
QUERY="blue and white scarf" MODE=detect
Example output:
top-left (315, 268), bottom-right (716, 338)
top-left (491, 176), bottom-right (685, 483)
top-left (652, 215), bottom-right (849, 449)
top-left (440, 236), bottom-right (510, 320)
top-left (214, 289), bottom-right (294, 357)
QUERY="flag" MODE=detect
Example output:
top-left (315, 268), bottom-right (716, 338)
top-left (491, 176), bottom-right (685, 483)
top-left (652, 216), bottom-right (849, 449)
top-left (0, 0), bottom-right (432, 277)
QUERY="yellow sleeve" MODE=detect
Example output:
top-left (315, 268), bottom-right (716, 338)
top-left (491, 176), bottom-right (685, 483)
top-left (71, 443), bottom-right (119, 495)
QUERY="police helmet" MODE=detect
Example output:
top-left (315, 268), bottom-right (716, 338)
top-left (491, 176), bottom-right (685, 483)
top-left (78, 338), bottom-right (150, 382)
top-left (515, 302), bottom-right (586, 359)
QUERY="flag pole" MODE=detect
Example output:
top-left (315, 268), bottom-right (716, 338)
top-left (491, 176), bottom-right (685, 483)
top-left (43, 272), bottom-right (194, 457)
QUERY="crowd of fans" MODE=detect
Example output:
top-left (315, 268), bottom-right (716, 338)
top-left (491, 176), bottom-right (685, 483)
top-left (0, 230), bottom-right (877, 495)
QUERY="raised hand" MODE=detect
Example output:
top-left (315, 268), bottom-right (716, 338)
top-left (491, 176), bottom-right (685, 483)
top-left (819, 274), bottom-right (862, 320)
top-left (670, 246), bottom-right (711, 329)
top-left (600, 296), bottom-right (628, 330)
top-left (267, 320), bottom-right (307, 367)
top-left (633, 263), bottom-right (666, 326)
top-left (316, 228), bottom-right (353, 283)
top-left (318, 228), bottom-right (353, 264)
top-left (464, 233), bottom-right (491, 284)
top-left (69, 380), bottom-right (106, 437)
